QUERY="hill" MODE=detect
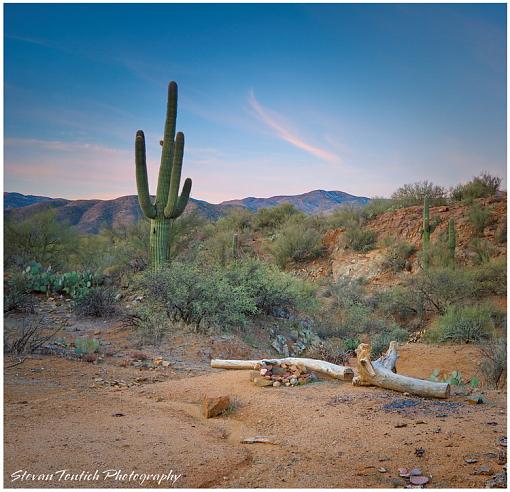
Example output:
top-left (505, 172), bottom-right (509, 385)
top-left (4, 189), bottom-right (369, 234)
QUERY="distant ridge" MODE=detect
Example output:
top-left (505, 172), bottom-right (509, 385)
top-left (4, 189), bottom-right (370, 234)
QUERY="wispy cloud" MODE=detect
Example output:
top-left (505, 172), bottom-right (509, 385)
top-left (248, 90), bottom-right (340, 163)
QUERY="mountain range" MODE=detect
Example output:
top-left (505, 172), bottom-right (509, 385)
top-left (4, 190), bottom-right (370, 234)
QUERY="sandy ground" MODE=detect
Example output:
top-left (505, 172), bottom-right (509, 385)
top-left (3, 343), bottom-right (507, 488)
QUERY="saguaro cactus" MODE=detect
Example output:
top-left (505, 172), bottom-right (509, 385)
top-left (135, 81), bottom-right (192, 270)
top-left (448, 218), bottom-right (456, 267)
top-left (422, 195), bottom-right (430, 270)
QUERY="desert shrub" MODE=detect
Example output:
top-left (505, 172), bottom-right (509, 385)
top-left (451, 172), bottom-right (501, 201)
top-left (4, 209), bottom-right (79, 270)
top-left (472, 258), bottom-right (506, 296)
top-left (375, 286), bottom-right (423, 322)
top-left (468, 203), bottom-right (492, 236)
top-left (132, 306), bottom-right (169, 346)
top-left (4, 317), bottom-right (61, 354)
top-left (428, 304), bottom-right (496, 343)
top-left (322, 276), bottom-right (368, 310)
top-left (216, 208), bottom-right (254, 233)
top-left (495, 223), bottom-right (507, 243)
top-left (342, 337), bottom-right (361, 355)
top-left (139, 263), bottom-right (256, 332)
top-left (391, 181), bottom-right (447, 207)
top-left (360, 198), bottom-right (397, 219)
top-left (74, 337), bottom-right (100, 355)
top-left (4, 272), bottom-right (35, 313)
top-left (224, 259), bottom-right (317, 316)
top-left (343, 222), bottom-right (376, 252)
top-left (96, 220), bottom-right (150, 277)
top-left (325, 206), bottom-right (363, 229)
top-left (139, 260), bottom-right (316, 333)
top-left (370, 324), bottom-right (408, 357)
top-left (202, 229), bottom-right (238, 266)
top-left (271, 221), bottom-right (323, 267)
top-left (404, 267), bottom-right (477, 315)
top-left (73, 287), bottom-right (118, 318)
top-left (382, 239), bottom-right (416, 272)
top-left (479, 338), bottom-right (506, 388)
top-left (468, 238), bottom-right (495, 264)
top-left (254, 203), bottom-right (302, 230)
top-left (306, 339), bottom-right (349, 365)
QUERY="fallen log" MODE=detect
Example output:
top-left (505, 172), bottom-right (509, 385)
top-left (210, 357), bottom-right (354, 381)
top-left (352, 342), bottom-right (450, 399)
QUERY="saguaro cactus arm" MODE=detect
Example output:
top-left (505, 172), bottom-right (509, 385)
top-left (167, 177), bottom-right (192, 219)
top-left (164, 132), bottom-right (191, 218)
top-left (135, 130), bottom-right (156, 219)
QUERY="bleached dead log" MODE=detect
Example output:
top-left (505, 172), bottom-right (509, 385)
top-left (211, 357), bottom-right (354, 381)
top-left (352, 342), bottom-right (450, 399)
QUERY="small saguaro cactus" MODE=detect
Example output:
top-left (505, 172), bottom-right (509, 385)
top-left (448, 218), bottom-right (456, 266)
top-left (422, 195), bottom-right (430, 270)
top-left (135, 81), bottom-right (192, 270)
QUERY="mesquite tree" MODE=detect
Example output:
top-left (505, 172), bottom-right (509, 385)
top-left (135, 82), bottom-right (192, 270)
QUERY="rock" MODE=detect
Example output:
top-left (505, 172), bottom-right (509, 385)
top-left (290, 377), bottom-right (298, 386)
top-left (409, 476), bottom-right (429, 485)
top-left (201, 395), bottom-right (230, 418)
top-left (395, 423), bottom-right (408, 428)
top-left (273, 381), bottom-right (281, 387)
top-left (253, 377), bottom-right (273, 387)
top-left (272, 366), bottom-right (286, 376)
top-left (162, 360), bottom-right (171, 367)
top-left (249, 371), bottom-right (260, 382)
top-left (415, 447), bottom-right (425, 458)
top-left (486, 472), bottom-right (507, 488)
top-left (498, 449), bottom-right (506, 465)
top-left (378, 467), bottom-right (388, 473)
top-left (473, 466), bottom-right (492, 476)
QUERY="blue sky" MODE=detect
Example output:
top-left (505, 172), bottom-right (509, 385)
top-left (4, 3), bottom-right (507, 202)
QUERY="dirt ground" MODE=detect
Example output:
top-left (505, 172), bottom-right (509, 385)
top-left (4, 341), bottom-right (507, 489)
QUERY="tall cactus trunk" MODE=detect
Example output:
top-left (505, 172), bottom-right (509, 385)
top-left (149, 218), bottom-right (172, 270)
top-left (423, 195), bottom-right (430, 270)
top-left (135, 81), bottom-right (192, 271)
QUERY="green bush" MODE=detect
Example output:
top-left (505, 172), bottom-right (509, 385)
top-left (254, 203), bottom-right (302, 230)
top-left (391, 181), bottom-right (447, 207)
top-left (429, 304), bottom-right (496, 343)
top-left (370, 325), bottom-right (408, 357)
top-left (451, 172), bottom-right (501, 201)
top-left (360, 198), bottom-right (397, 219)
top-left (468, 203), bottom-right (492, 236)
top-left (74, 337), bottom-right (100, 355)
top-left (133, 306), bottom-right (169, 346)
top-left (342, 337), bottom-right (361, 355)
top-left (139, 259), bottom-right (315, 333)
top-left (4, 272), bottom-right (35, 313)
top-left (224, 259), bottom-right (317, 316)
top-left (271, 221), bottom-right (323, 267)
top-left (73, 287), bottom-right (118, 318)
top-left (343, 222), bottom-right (376, 252)
top-left (472, 258), bottom-right (506, 296)
top-left (468, 238), bottom-right (495, 264)
top-left (382, 239), bottom-right (416, 272)
top-left (479, 338), bottom-right (506, 388)
top-left (4, 209), bottom-right (79, 270)
top-left (375, 286), bottom-right (422, 322)
top-left (324, 206), bottom-right (363, 229)
top-left (404, 267), bottom-right (477, 315)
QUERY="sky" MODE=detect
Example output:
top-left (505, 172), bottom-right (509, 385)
top-left (4, 3), bottom-right (507, 203)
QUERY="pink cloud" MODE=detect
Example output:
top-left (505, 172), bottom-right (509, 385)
top-left (248, 90), bottom-right (340, 163)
